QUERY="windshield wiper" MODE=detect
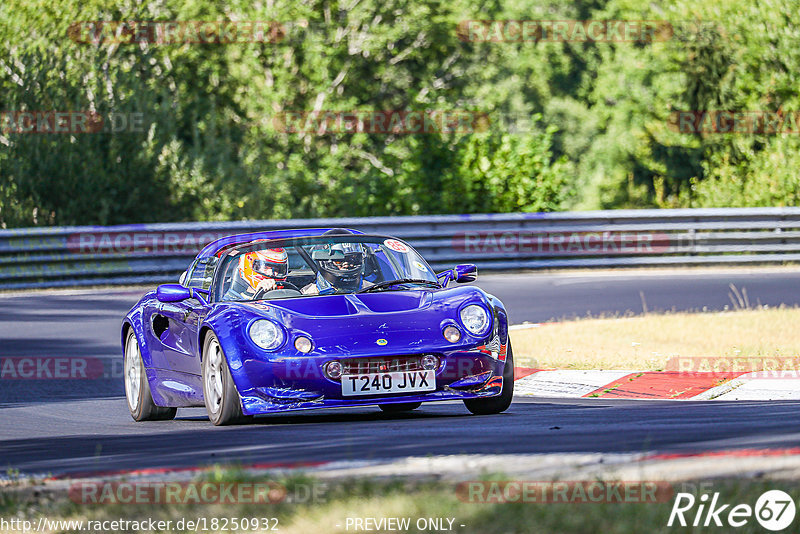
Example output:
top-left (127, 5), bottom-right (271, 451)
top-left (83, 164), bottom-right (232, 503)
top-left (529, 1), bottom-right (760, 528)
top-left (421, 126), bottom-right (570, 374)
top-left (356, 278), bottom-right (440, 293)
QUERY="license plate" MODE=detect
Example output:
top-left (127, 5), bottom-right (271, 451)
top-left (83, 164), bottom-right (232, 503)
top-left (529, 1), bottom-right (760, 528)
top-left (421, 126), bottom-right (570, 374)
top-left (341, 370), bottom-right (436, 396)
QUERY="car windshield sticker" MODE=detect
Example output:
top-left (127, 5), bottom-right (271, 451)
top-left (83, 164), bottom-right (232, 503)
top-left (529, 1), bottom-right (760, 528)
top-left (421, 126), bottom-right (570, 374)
top-left (384, 239), bottom-right (409, 253)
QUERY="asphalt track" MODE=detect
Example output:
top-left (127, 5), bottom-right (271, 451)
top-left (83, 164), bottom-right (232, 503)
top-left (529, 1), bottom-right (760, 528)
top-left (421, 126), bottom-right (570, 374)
top-left (2, 268), bottom-right (800, 477)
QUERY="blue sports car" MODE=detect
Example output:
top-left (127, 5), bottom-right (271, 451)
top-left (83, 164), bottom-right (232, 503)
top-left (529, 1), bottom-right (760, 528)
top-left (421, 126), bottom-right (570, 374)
top-left (122, 228), bottom-right (514, 425)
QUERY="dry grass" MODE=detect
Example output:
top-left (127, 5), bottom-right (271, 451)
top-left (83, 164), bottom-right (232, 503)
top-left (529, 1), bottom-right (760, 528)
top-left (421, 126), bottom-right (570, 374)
top-left (510, 307), bottom-right (800, 370)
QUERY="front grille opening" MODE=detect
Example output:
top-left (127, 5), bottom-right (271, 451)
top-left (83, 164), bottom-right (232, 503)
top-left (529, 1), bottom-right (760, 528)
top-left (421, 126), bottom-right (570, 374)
top-left (339, 355), bottom-right (425, 377)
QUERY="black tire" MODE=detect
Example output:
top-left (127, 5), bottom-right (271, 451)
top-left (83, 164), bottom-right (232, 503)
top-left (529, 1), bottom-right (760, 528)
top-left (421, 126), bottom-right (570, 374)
top-left (202, 332), bottom-right (253, 426)
top-left (124, 330), bottom-right (177, 421)
top-left (464, 343), bottom-right (515, 415)
top-left (379, 402), bottom-right (422, 413)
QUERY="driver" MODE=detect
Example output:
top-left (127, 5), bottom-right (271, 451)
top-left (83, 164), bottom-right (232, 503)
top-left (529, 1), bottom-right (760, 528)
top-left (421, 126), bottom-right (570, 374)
top-left (302, 242), bottom-right (369, 295)
top-left (232, 248), bottom-right (289, 299)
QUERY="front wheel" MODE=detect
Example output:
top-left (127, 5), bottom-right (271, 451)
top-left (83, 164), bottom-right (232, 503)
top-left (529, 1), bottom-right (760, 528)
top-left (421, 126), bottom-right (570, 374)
top-left (124, 330), bottom-right (176, 421)
top-left (464, 343), bottom-right (515, 415)
top-left (202, 332), bottom-right (253, 426)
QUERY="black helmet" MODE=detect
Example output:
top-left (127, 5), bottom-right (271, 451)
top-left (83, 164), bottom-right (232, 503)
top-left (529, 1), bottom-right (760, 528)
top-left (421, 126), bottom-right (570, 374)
top-left (316, 241), bottom-right (364, 292)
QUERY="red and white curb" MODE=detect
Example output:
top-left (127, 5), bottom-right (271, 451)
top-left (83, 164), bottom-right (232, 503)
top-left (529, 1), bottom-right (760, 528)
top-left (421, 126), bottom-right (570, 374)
top-left (512, 368), bottom-right (800, 400)
top-left (509, 322), bottom-right (800, 400)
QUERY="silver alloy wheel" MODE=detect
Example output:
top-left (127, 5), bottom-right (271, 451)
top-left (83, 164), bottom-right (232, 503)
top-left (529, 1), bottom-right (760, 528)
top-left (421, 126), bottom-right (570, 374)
top-left (205, 337), bottom-right (224, 414)
top-left (125, 333), bottom-right (141, 412)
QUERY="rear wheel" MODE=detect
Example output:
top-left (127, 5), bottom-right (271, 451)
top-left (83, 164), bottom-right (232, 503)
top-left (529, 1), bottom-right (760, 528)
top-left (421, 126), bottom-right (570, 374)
top-left (202, 332), bottom-right (253, 426)
top-left (464, 343), bottom-right (515, 415)
top-left (379, 402), bottom-right (421, 413)
top-left (124, 330), bottom-right (177, 421)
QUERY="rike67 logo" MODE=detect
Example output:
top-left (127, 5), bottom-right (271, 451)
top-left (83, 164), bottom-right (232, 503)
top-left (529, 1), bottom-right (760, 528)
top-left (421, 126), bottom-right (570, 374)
top-left (668, 490), bottom-right (796, 531)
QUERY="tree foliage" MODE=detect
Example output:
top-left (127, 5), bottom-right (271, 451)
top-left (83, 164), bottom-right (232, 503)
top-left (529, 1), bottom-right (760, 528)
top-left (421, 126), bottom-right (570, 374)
top-left (0, 0), bottom-right (798, 228)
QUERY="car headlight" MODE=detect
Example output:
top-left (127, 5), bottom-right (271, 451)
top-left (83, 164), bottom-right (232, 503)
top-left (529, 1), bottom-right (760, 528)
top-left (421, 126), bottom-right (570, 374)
top-left (460, 305), bottom-right (490, 335)
top-left (249, 320), bottom-right (284, 350)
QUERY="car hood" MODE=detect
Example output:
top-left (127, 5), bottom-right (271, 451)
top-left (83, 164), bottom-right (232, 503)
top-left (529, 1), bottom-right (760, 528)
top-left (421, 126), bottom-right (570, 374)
top-left (226, 286), bottom-right (490, 357)
top-left (272, 290), bottom-right (433, 316)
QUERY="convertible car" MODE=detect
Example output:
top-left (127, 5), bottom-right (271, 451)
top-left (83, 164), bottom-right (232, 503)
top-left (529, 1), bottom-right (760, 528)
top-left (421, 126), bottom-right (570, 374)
top-left (122, 228), bottom-right (514, 425)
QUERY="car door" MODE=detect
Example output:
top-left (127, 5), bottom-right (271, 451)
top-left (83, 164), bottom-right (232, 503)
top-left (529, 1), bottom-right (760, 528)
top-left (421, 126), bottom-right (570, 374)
top-left (157, 298), bottom-right (204, 375)
top-left (152, 257), bottom-right (215, 375)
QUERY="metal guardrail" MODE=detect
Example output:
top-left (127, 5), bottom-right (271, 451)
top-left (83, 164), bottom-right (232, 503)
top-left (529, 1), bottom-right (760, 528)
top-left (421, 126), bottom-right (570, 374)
top-left (1, 207), bottom-right (799, 290)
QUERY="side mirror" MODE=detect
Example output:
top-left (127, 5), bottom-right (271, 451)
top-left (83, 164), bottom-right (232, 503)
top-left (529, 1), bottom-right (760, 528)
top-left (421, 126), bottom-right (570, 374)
top-left (156, 284), bottom-right (192, 303)
top-left (454, 264), bottom-right (477, 283)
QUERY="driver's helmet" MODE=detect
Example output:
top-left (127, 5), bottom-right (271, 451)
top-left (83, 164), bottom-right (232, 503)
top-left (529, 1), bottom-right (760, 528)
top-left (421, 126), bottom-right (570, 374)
top-left (317, 242), bottom-right (364, 292)
top-left (239, 248), bottom-right (288, 291)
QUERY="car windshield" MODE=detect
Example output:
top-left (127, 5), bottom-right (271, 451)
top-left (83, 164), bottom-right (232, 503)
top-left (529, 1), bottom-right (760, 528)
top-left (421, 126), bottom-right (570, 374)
top-left (214, 235), bottom-right (439, 301)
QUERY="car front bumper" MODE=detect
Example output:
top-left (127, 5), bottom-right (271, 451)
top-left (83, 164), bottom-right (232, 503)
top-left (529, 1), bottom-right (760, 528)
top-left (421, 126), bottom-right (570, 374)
top-left (237, 350), bottom-right (507, 415)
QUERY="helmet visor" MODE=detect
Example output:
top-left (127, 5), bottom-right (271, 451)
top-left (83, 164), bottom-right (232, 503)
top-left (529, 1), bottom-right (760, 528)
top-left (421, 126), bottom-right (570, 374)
top-left (252, 258), bottom-right (288, 279)
top-left (322, 252), bottom-right (363, 273)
